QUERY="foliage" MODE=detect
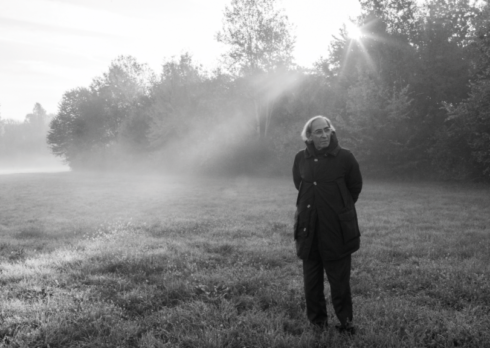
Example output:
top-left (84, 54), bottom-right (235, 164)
top-left (216, 0), bottom-right (296, 140)
top-left (359, 0), bottom-right (419, 38)
top-left (216, 0), bottom-right (295, 76)
top-left (44, 0), bottom-right (490, 180)
top-left (147, 54), bottom-right (211, 148)
top-left (47, 56), bottom-right (154, 169)
top-left (317, 0), bottom-right (486, 177)
top-left (433, 3), bottom-right (490, 180)
top-left (345, 76), bottom-right (413, 173)
top-left (48, 87), bottom-right (109, 169)
top-left (0, 103), bottom-right (53, 162)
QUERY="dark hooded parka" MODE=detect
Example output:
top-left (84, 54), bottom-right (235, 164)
top-left (292, 132), bottom-right (362, 261)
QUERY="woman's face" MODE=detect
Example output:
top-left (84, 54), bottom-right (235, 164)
top-left (309, 118), bottom-right (332, 150)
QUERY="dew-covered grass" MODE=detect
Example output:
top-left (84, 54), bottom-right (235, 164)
top-left (0, 172), bottom-right (489, 347)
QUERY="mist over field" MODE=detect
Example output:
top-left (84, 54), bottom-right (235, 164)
top-left (1, 172), bottom-right (489, 347)
top-left (0, 155), bottom-right (69, 175)
top-left (2, 1), bottom-right (488, 181)
top-left (0, 103), bottom-right (69, 175)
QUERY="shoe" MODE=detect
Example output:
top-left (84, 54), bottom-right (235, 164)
top-left (335, 323), bottom-right (356, 335)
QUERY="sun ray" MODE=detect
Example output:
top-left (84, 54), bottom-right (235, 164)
top-left (339, 19), bottom-right (410, 78)
top-left (346, 21), bottom-right (363, 41)
top-left (355, 39), bottom-right (377, 72)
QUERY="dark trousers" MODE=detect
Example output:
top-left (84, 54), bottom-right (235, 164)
top-left (303, 250), bottom-right (353, 326)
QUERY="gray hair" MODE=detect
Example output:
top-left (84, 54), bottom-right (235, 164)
top-left (301, 116), bottom-right (336, 142)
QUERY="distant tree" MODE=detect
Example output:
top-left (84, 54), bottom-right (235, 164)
top-left (433, 2), bottom-right (490, 180)
top-left (25, 103), bottom-right (48, 126)
top-left (0, 103), bottom-right (52, 160)
top-left (319, 0), bottom-right (483, 176)
top-left (360, 0), bottom-right (418, 33)
top-left (48, 88), bottom-right (108, 167)
top-left (47, 56), bottom-right (154, 168)
top-left (147, 54), bottom-right (209, 149)
top-left (216, 0), bottom-right (296, 139)
top-left (410, 0), bottom-right (479, 123)
top-left (216, 0), bottom-right (295, 75)
top-left (91, 55), bottom-right (155, 146)
top-left (345, 75), bottom-right (413, 173)
top-left (42, 0), bottom-right (488, 177)
top-left (0, 104), bottom-right (6, 140)
top-left (22, 103), bottom-right (50, 153)
top-left (321, 6), bottom-right (417, 174)
top-left (0, 119), bottom-right (21, 156)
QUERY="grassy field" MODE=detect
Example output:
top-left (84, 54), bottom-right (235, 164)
top-left (0, 172), bottom-right (489, 348)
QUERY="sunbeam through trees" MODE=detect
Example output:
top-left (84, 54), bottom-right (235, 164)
top-left (42, 0), bottom-right (490, 180)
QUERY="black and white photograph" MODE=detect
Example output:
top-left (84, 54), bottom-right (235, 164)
top-left (1, 0), bottom-right (489, 346)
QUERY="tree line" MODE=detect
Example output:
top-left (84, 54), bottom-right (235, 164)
top-left (46, 0), bottom-right (490, 180)
top-left (0, 103), bottom-right (54, 163)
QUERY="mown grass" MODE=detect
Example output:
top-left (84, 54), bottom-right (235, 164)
top-left (0, 172), bottom-right (489, 347)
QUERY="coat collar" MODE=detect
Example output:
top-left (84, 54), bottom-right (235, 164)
top-left (304, 132), bottom-right (340, 158)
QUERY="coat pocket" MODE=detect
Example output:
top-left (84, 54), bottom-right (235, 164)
top-left (294, 207), bottom-right (310, 240)
top-left (338, 208), bottom-right (360, 244)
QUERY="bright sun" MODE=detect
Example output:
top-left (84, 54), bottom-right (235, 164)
top-left (346, 22), bottom-right (362, 40)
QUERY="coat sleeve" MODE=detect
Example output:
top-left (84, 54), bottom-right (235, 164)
top-left (344, 151), bottom-right (362, 203)
top-left (292, 152), bottom-right (302, 191)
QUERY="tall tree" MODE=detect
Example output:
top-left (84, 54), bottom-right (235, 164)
top-left (359, 0), bottom-right (419, 38)
top-left (147, 54), bottom-right (209, 149)
top-left (216, 0), bottom-right (296, 139)
top-left (25, 103), bottom-right (48, 126)
top-left (23, 103), bottom-right (50, 152)
top-left (0, 103), bottom-right (51, 158)
top-left (90, 55), bottom-right (155, 142)
top-left (433, 2), bottom-right (490, 180)
top-left (321, 0), bottom-right (483, 175)
top-left (321, 6), bottom-right (417, 173)
top-left (216, 0), bottom-right (295, 75)
top-left (47, 56), bottom-right (154, 168)
top-left (47, 88), bottom-right (108, 168)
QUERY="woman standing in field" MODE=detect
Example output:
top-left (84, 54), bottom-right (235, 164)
top-left (292, 116), bottom-right (362, 334)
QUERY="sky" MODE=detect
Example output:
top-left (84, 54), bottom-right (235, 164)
top-left (0, 0), bottom-right (361, 122)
